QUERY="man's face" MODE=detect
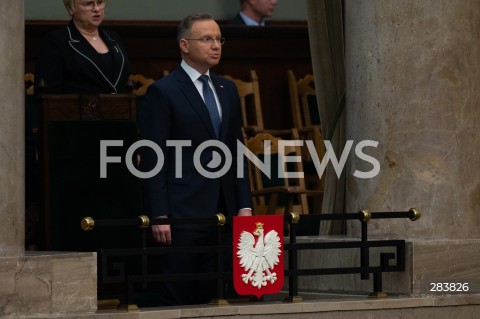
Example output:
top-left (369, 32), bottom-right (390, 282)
top-left (251, 0), bottom-right (278, 18)
top-left (180, 19), bottom-right (222, 74)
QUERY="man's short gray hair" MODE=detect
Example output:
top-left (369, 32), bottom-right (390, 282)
top-left (177, 13), bottom-right (213, 43)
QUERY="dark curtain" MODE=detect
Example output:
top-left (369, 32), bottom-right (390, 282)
top-left (306, 0), bottom-right (346, 234)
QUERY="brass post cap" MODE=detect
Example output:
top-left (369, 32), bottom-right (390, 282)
top-left (289, 212), bottom-right (300, 224)
top-left (81, 217), bottom-right (95, 231)
top-left (360, 209), bottom-right (371, 222)
top-left (409, 208), bottom-right (421, 221)
top-left (216, 213), bottom-right (226, 226)
top-left (137, 215), bottom-right (150, 228)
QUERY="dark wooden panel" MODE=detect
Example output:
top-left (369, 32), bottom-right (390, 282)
top-left (26, 20), bottom-right (313, 129)
top-left (37, 94), bottom-right (140, 250)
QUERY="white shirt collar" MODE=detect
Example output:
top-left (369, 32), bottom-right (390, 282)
top-left (181, 60), bottom-right (210, 82)
top-left (239, 11), bottom-right (265, 26)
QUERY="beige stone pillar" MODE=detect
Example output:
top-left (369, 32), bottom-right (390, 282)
top-left (339, 0), bottom-right (480, 294)
top-left (345, 0), bottom-right (480, 240)
top-left (0, 0), bottom-right (25, 257)
top-left (0, 1), bottom-right (97, 316)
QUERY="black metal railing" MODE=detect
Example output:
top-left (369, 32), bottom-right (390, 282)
top-left (284, 209), bottom-right (420, 300)
top-left (81, 208), bottom-right (420, 308)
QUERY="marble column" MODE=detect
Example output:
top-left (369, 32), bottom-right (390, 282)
top-left (338, 0), bottom-right (480, 294)
top-left (345, 0), bottom-right (480, 240)
top-left (0, 0), bottom-right (24, 257)
top-left (0, 1), bottom-right (97, 316)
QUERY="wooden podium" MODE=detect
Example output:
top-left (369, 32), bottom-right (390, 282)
top-left (37, 94), bottom-right (142, 251)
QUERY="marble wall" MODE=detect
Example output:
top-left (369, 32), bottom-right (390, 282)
top-left (294, 237), bottom-right (480, 296)
top-left (0, 252), bottom-right (97, 317)
top-left (0, 1), bottom-right (98, 317)
top-left (0, 0), bottom-right (24, 257)
top-left (344, 1), bottom-right (480, 239)
top-left (296, 0), bottom-right (480, 301)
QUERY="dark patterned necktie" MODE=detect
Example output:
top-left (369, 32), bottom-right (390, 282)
top-left (199, 75), bottom-right (221, 138)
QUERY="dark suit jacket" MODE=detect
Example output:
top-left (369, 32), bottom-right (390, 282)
top-left (34, 20), bottom-right (130, 94)
top-left (229, 12), bottom-right (269, 26)
top-left (229, 12), bottom-right (248, 26)
top-left (140, 67), bottom-right (252, 229)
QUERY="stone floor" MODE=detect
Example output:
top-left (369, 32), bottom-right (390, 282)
top-left (15, 292), bottom-right (480, 319)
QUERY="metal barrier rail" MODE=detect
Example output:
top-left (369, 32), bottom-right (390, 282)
top-left (81, 208), bottom-right (420, 308)
top-left (82, 214), bottom-right (229, 309)
top-left (284, 208), bottom-right (420, 301)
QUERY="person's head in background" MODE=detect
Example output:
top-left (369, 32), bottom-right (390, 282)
top-left (63, 0), bottom-right (107, 31)
top-left (239, 0), bottom-right (278, 26)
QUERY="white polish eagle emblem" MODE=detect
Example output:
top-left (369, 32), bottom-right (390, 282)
top-left (236, 222), bottom-right (282, 289)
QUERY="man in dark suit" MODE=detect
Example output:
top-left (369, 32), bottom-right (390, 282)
top-left (230, 0), bottom-right (278, 26)
top-left (140, 13), bottom-right (253, 306)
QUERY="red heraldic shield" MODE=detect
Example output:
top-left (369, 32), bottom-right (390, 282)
top-left (233, 215), bottom-right (284, 299)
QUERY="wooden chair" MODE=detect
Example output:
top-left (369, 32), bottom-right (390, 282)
top-left (128, 73), bottom-right (155, 124)
top-left (244, 128), bottom-right (322, 215)
top-left (25, 73), bottom-right (35, 95)
top-left (287, 70), bottom-right (320, 128)
top-left (25, 73), bottom-right (39, 139)
top-left (129, 74), bottom-right (155, 96)
top-left (287, 70), bottom-right (326, 213)
top-left (223, 70), bottom-right (264, 133)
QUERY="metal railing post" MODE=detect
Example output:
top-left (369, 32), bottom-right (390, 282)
top-left (285, 212), bottom-right (303, 303)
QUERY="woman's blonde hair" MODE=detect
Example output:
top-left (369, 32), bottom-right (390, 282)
top-left (63, 0), bottom-right (77, 13)
top-left (63, 0), bottom-right (108, 14)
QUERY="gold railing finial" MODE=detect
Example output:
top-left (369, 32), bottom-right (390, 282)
top-left (138, 215), bottom-right (150, 228)
top-left (216, 213), bottom-right (226, 226)
top-left (81, 217), bottom-right (95, 231)
top-left (409, 208), bottom-right (421, 221)
top-left (360, 209), bottom-right (371, 222)
top-left (289, 212), bottom-right (300, 224)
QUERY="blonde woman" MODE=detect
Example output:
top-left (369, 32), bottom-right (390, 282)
top-left (35, 0), bottom-right (130, 93)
